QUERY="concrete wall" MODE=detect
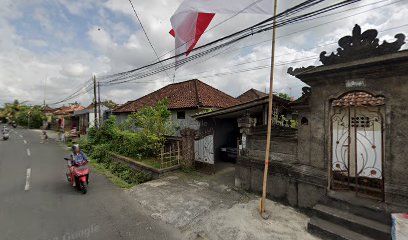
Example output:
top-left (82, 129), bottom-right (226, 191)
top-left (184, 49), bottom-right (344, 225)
top-left (234, 124), bottom-right (327, 208)
top-left (170, 109), bottom-right (202, 136)
top-left (296, 52), bottom-right (408, 210)
top-left (235, 53), bottom-right (408, 211)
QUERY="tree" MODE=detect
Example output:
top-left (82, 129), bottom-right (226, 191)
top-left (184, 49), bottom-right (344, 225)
top-left (127, 100), bottom-right (173, 136)
top-left (276, 92), bottom-right (292, 101)
top-left (15, 106), bottom-right (45, 129)
top-left (103, 100), bottom-right (119, 109)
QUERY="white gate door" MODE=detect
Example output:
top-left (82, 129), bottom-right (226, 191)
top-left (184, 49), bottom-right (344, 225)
top-left (194, 134), bottom-right (214, 164)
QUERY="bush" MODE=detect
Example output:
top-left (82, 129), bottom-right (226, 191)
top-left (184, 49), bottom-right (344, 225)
top-left (78, 137), bottom-right (92, 154)
top-left (15, 106), bottom-right (45, 129)
top-left (91, 144), bottom-right (111, 163)
top-left (86, 101), bottom-right (175, 165)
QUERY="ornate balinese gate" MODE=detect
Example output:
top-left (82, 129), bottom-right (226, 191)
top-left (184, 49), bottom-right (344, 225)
top-left (331, 92), bottom-right (385, 199)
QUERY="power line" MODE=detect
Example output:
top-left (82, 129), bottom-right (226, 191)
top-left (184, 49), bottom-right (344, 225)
top-left (51, 0), bottom-right (403, 104)
top-left (177, 23), bottom-right (408, 79)
top-left (98, 0), bottom-right (334, 83)
top-left (173, 0), bottom-right (404, 77)
top-left (101, 0), bottom-right (362, 85)
top-left (128, 0), bottom-right (171, 80)
top-left (176, 0), bottom-right (398, 72)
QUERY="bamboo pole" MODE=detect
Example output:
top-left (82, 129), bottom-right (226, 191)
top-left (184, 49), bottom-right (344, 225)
top-left (260, 0), bottom-right (278, 217)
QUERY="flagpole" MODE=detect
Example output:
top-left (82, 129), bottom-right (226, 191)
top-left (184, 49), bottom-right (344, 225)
top-left (260, 0), bottom-right (278, 217)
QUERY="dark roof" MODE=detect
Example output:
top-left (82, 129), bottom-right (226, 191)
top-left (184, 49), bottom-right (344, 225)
top-left (113, 79), bottom-right (240, 113)
top-left (194, 94), bottom-right (290, 119)
top-left (237, 88), bottom-right (268, 103)
top-left (332, 92), bottom-right (385, 107)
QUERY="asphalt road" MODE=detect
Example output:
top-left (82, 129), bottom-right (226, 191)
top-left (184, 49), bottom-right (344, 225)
top-left (0, 127), bottom-right (182, 240)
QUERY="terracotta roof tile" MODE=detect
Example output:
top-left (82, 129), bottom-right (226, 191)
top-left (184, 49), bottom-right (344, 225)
top-left (332, 92), bottom-right (385, 107)
top-left (113, 79), bottom-right (240, 113)
top-left (237, 88), bottom-right (268, 103)
top-left (54, 105), bottom-right (85, 115)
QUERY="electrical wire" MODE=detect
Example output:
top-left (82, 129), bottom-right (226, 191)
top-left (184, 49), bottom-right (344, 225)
top-left (128, 0), bottom-right (171, 80)
top-left (101, 0), bottom-right (361, 85)
top-left (49, 0), bottom-right (403, 105)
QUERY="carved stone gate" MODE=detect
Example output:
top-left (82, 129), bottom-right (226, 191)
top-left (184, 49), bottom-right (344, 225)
top-left (331, 92), bottom-right (385, 199)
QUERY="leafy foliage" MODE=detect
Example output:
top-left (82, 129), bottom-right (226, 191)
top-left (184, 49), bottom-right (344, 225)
top-left (0, 100), bottom-right (46, 128)
top-left (102, 100), bottom-right (119, 109)
top-left (15, 106), bottom-right (45, 128)
top-left (276, 92), bottom-right (292, 101)
top-left (88, 101), bottom-right (173, 159)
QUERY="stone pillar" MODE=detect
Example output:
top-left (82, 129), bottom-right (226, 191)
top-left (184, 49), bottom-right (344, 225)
top-left (237, 112), bottom-right (256, 155)
top-left (180, 128), bottom-right (196, 168)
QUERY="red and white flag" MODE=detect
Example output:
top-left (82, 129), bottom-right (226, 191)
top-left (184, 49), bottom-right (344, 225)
top-left (170, 0), bottom-right (274, 56)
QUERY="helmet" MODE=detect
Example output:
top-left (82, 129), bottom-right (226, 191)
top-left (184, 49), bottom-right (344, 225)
top-left (71, 144), bottom-right (80, 152)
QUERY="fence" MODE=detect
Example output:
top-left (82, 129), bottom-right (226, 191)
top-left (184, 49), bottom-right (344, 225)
top-left (159, 141), bottom-right (180, 169)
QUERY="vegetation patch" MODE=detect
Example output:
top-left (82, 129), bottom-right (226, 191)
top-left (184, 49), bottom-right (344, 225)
top-left (89, 161), bottom-right (135, 189)
top-left (75, 101), bottom-right (177, 187)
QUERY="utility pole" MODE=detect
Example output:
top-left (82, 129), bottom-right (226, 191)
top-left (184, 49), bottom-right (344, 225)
top-left (43, 76), bottom-right (48, 107)
top-left (98, 81), bottom-right (102, 127)
top-left (260, 0), bottom-right (278, 218)
top-left (93, 75), bottom-right (98, 129)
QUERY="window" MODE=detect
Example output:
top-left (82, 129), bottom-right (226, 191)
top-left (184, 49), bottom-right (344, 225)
top-left (301, 117), bottom-right (309, 125)
top-left (177, 111), bottom-right (186, 119)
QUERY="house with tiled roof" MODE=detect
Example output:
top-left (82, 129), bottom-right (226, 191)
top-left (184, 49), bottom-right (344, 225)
top-left (53, 104), bottom-right (85, 131)
top-left (237, 88), bottom-right (268, 103)
top-left (113, 79), bottom-right (240, 135)
top-left (73, 102), bottom-right (114, 134)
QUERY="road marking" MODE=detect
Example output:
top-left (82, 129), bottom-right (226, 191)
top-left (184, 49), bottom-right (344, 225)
top-left (23, 140), bottom-right (27, 144)
top-left (19, 135), bottom-right (23, 138)
top-left (24, 168), bottom-right (31, 191)
top-left (26, 148), bottom-right (31, 156)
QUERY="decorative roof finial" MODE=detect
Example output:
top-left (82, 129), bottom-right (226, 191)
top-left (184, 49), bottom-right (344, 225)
top-left (320, 24), bottom-right (406, 65)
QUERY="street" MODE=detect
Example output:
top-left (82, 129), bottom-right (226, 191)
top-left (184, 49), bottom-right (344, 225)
top-left (0, 127), bottom-right (181, 240)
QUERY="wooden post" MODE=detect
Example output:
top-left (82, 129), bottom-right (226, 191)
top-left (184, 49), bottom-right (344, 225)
top-left (260, 0), bottom-right (278, 217)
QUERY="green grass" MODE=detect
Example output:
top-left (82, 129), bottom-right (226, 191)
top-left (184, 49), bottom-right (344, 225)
top-left (138, 158), bottom-right (161, 169)
top-left (89, 160), bottom-right (135, 189)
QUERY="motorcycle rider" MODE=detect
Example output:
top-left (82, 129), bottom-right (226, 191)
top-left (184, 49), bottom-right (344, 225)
top-left (67, 144), bottom-right (88, 187)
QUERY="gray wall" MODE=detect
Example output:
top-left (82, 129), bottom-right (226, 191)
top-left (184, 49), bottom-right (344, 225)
top-left (296, 51), bottom-right (408, 210)
top-left (235, 52), bottom-right (408, 210)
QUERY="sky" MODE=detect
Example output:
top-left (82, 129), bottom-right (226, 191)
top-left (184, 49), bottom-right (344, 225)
top-left (0, 0), bottom-right (407, 107)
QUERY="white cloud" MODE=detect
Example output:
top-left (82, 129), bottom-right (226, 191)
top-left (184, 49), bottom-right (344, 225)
top-left (0, 0), bottom-right (407, 107)
top-left (60, 63), bottom-right (89, 77)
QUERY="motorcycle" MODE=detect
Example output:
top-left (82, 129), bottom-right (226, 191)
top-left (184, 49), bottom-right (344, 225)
top-left (2, 128), bottom-right (9, 140)
top-left (3, 132), bottom-right (9, 140)
top-left (64, 157), bottom-right (90, 194)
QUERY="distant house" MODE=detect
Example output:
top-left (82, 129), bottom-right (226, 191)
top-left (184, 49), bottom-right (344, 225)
top-left (41, 105), bottom-right (55, 128)
top-left (193, 93), bottom-right (291, 165)
top-left (113, 79), bottom-right (240, 135)
top-left (53, 104), bottom-right (85, 131)
top-left (237, 88), bottom-right (268, 103)
top-left (73, 102), bottom-right (113, 134)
